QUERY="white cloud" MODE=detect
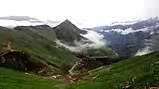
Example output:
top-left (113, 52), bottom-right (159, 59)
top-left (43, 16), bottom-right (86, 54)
top-left (81, 29), bottom-right (106, 48)
top-left (56, 40), bottom-right (82, 52)
top-left (135, 46), bottom-right (152, 56)
top-left (104, 27), bottom-right (149, 35)
top-left (0, 0), bottom-right (158, 27)
top-left (0, 16), bottom-right (61, 27)
top-left (0, 20), bottom-right (44, 27)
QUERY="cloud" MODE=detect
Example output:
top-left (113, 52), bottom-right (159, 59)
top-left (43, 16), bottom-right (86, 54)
top-left (81, 29), bottom-right (106, 48)
top-left (135, 46), bottom-right (152, 56)
top-left (0, 16), bottom-right (62, 27)
top-left (0, 0), bottom-right (158, 28)
top-left (0, 16), bottom-right (43, 23)
top-left (103, 27), bottom-right (149, 35)
top-left (0, 19), bottom-right (44, 27)
top-left (56, 40), bottom-right (90, 52)
top-left (46, 20), bottom-right (62, 24)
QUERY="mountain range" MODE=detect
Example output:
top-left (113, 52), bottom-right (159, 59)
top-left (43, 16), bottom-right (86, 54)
top-left (0, 19), bottom-right (117, 76)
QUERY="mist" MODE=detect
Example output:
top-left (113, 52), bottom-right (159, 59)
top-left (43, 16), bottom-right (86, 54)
top-left (56, 40), bottom-right (90, 52)
top-left (81, 29), bottom-right (106, 48)
top-left (135, 46), bottom-right (152, 56)
top-left (56, 29), bottom-right (107, 52)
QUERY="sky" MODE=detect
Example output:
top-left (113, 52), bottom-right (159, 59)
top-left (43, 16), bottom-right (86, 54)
top-left (0, 0), bottom-right (159, 28)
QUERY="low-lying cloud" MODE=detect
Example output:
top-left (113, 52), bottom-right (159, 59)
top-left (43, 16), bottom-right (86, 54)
top-left (135, 46), bottom-right (152, 56)
top-left (56, 29), bottom-right (107, 52)
top-left (56, 40), bottom-right (90, 52)
top-left (81, 29), bottom-right (106, 48)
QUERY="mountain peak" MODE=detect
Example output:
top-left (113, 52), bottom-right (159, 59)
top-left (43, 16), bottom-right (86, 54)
top-left (61, 19), bottom-right (74, 26)
top-left (52, 19), bottom-right (87, 43)
top-left (64, 19), bottom-right (70, 22)
top-left (53, 19), bottom-right (85, 33)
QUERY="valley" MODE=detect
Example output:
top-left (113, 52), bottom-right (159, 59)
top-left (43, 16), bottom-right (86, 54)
top-left (0, 18), bottom-right (159, 89)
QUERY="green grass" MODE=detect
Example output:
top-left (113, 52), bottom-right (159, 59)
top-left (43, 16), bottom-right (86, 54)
top-left (0, 67), bottom-right (64, 89)
top-left (1, 51), bottom-right (159, 89)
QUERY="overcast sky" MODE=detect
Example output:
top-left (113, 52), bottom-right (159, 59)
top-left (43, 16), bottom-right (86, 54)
top-left (0, 0), bottom-right (159, 28)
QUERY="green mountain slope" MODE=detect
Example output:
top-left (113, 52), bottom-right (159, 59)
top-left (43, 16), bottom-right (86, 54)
top-left (0, 26), bottom-right (78, 74)
top-left (61, 51), bottom-right (159, 89)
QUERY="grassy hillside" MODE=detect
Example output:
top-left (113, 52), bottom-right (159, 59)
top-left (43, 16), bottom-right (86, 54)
top-left (1, 51), bottom-right (159, 89)
top-left (61, 51), bottom-right (159, 89)
top-left (0, 26), bottom-right (78, 74)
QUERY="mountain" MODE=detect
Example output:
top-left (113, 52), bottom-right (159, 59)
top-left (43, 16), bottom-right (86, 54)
top-left (93, 17), bottom-right (159, 30)
top-left (53, 20), bottom-right (117, 57)
top-left (92, 17), bottom-right (159, 58)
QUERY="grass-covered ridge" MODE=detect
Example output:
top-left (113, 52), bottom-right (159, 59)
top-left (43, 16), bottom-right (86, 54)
top-left (0, 26), bottom-right (78, 74)
top-left (62, 51), bottom-right (159, 89)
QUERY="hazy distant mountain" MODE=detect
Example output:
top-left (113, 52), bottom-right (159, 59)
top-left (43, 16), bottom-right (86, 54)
top-left (93, 17), bottom-right (159, 58)
top-left (93, 17), bottom-right (159, 31)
